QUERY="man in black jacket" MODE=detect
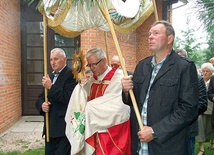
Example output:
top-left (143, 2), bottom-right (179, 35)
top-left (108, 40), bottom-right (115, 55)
top-left (207, 74), bottom-right (214, 149)
top-left (35, 48), bottom-right (77, 155)
top-left (122, 21), bottom-right (199, 155)
top-left (175, 48), bottom-right (207, 155)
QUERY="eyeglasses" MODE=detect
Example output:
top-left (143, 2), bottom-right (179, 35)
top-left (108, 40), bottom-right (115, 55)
top-left (86, 58), bottom-right (103, 68)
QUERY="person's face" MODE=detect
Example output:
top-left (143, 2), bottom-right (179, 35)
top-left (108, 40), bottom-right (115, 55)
top-left (50, 52), bottom-right (66, 72)
top-left (85, 73), bottom-right (92, 80)
top-left (148, 24), bottom-right (173, 53)
top-left (86, 54), bottom-right (107, 76)
top-left (210, 58), bottom-right (214, 65)
top-left (202, 68), bottom-right (213, 81)
top-left (111, 58), bottom-right (120, 67)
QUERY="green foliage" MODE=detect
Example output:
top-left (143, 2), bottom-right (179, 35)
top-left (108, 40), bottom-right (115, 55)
top-left (173, 36), bottom-right (182, 49)
top-left (195, 0), bottom-right (214, 62)
top-left (173, 17), bottom-right (206, 66)
top-left (195, 0), bottom-right (214, 31)
top-left (204, 28), bottom-right (214, 61)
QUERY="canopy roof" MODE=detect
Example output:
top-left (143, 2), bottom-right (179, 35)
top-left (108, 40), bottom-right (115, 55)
top-left (39, 0), bottom-right (154, 38)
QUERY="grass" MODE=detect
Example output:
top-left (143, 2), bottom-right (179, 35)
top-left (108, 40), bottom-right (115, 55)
top-left (195, 142), bottom-right (214, 155)
top-left (0, 147), bottom-right (45, 155)
top-left (0, 143), bottom-right (213, 155)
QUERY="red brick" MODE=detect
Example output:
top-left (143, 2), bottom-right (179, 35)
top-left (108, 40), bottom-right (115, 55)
top-left (0, 0), bottom-right (21, 134)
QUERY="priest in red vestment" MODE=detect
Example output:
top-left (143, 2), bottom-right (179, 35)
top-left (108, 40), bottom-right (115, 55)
top-left (65, 48), bottom-right (131, 155)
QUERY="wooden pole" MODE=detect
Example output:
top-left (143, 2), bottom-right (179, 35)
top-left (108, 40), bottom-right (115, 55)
top-left (43, 15), bottom-right (50, 142)
top-left (104, 32), bottom-right (110, 66)
top-left (152, 0), bottom-right (159, 21)
top-left (101, 0), bottom-right (144, 130)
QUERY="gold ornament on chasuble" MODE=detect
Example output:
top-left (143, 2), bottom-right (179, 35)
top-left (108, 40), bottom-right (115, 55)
top-left (72, 45), bottom-right (86, 82)
top-left (87, 80), bottom-right (111, 101)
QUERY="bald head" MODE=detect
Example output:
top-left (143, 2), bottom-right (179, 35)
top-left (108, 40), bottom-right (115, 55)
top-left (111, 55), bottom-right (125, 68)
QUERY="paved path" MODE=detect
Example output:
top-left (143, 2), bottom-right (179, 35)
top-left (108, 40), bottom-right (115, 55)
top-left (0, 116), bottom-right (45, 153)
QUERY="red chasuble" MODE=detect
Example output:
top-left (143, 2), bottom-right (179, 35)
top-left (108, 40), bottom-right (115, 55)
top-left (86, 67), bottom-right (131, 155)
top-left (87, 67), bottom-right (117, 101)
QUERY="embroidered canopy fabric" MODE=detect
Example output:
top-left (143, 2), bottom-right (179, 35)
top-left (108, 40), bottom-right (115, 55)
top-left (38, 0), bottom-right (154, 38)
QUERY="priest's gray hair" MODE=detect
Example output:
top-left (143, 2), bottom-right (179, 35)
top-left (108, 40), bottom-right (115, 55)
top-left (86, 48), bottom-right (106, 59)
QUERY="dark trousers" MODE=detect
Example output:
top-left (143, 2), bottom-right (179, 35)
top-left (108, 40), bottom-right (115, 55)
top-left (189, 137), bottom-right (195, 155)
top-left (45, 136), bottom-right (71, 155)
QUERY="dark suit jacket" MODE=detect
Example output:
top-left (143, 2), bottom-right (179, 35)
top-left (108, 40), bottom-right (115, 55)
top-left (35, 66), bottom-right (77, 138)
top-left (208, 75), bottom-right (214, 127)
top-left (197, 75), bottom-right (207, 115)
top-left (189, 75), bottom-right (207, 137)
top-left (125, 50), bottom-right (199, 155)
top-left (208, 75), bottom-right (214, 102)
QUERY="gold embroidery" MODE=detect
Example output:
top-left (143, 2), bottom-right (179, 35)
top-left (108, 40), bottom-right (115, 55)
top-left (107, 130), bottom-right (124, 155)
top-left (93, 80), bottom-right (111, 85)
top-left (97, 133), bottom-right (106, 155)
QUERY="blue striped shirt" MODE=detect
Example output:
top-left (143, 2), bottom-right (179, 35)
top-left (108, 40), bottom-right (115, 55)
top-left (138, 56), bottom-right (166, 155)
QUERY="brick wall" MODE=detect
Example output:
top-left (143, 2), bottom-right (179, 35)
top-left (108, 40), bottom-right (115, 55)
top-left (0, 0), bottom-right (21, 133)
top-left (81, 0), bottom-right (165, 72)
top-left (136, 0), bottom-right (163, 63)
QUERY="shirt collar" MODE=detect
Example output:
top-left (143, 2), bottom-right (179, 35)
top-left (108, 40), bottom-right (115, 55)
top-left (97, 66), bottom-right (111, 81)
top-left (52, 65), bottom-right (66, 74)
top-left (151, 52), bottom-right (171, 68)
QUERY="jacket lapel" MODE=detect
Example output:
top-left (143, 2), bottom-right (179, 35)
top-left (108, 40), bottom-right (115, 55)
top-left (53, 66), bottom-right (67, 84)
top-left (138, 58), bottom-right (153, 106)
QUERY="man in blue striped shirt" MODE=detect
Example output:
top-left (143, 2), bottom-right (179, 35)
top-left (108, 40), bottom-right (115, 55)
top-left (122, 20), bottom-right (199, 155)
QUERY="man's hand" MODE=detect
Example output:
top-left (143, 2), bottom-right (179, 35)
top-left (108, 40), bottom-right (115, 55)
top-left (137, 126), bottom-right (154, 143)
top-left (42, 102), bottom-right (51, 113)
top-left (42, 74), bottom-right (52, 89)
top-left (121, 75), bottom-right (133, 93)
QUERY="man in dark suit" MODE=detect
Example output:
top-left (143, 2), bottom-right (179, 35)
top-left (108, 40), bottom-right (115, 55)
top-left (207, 75), bottom-right (214, 149)
top-left (35, 48), bottom-right (77, 155)
top-left (122, 20), bottom-right (199, 155)
top-left (175, 48), bottom-right (207, 155)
